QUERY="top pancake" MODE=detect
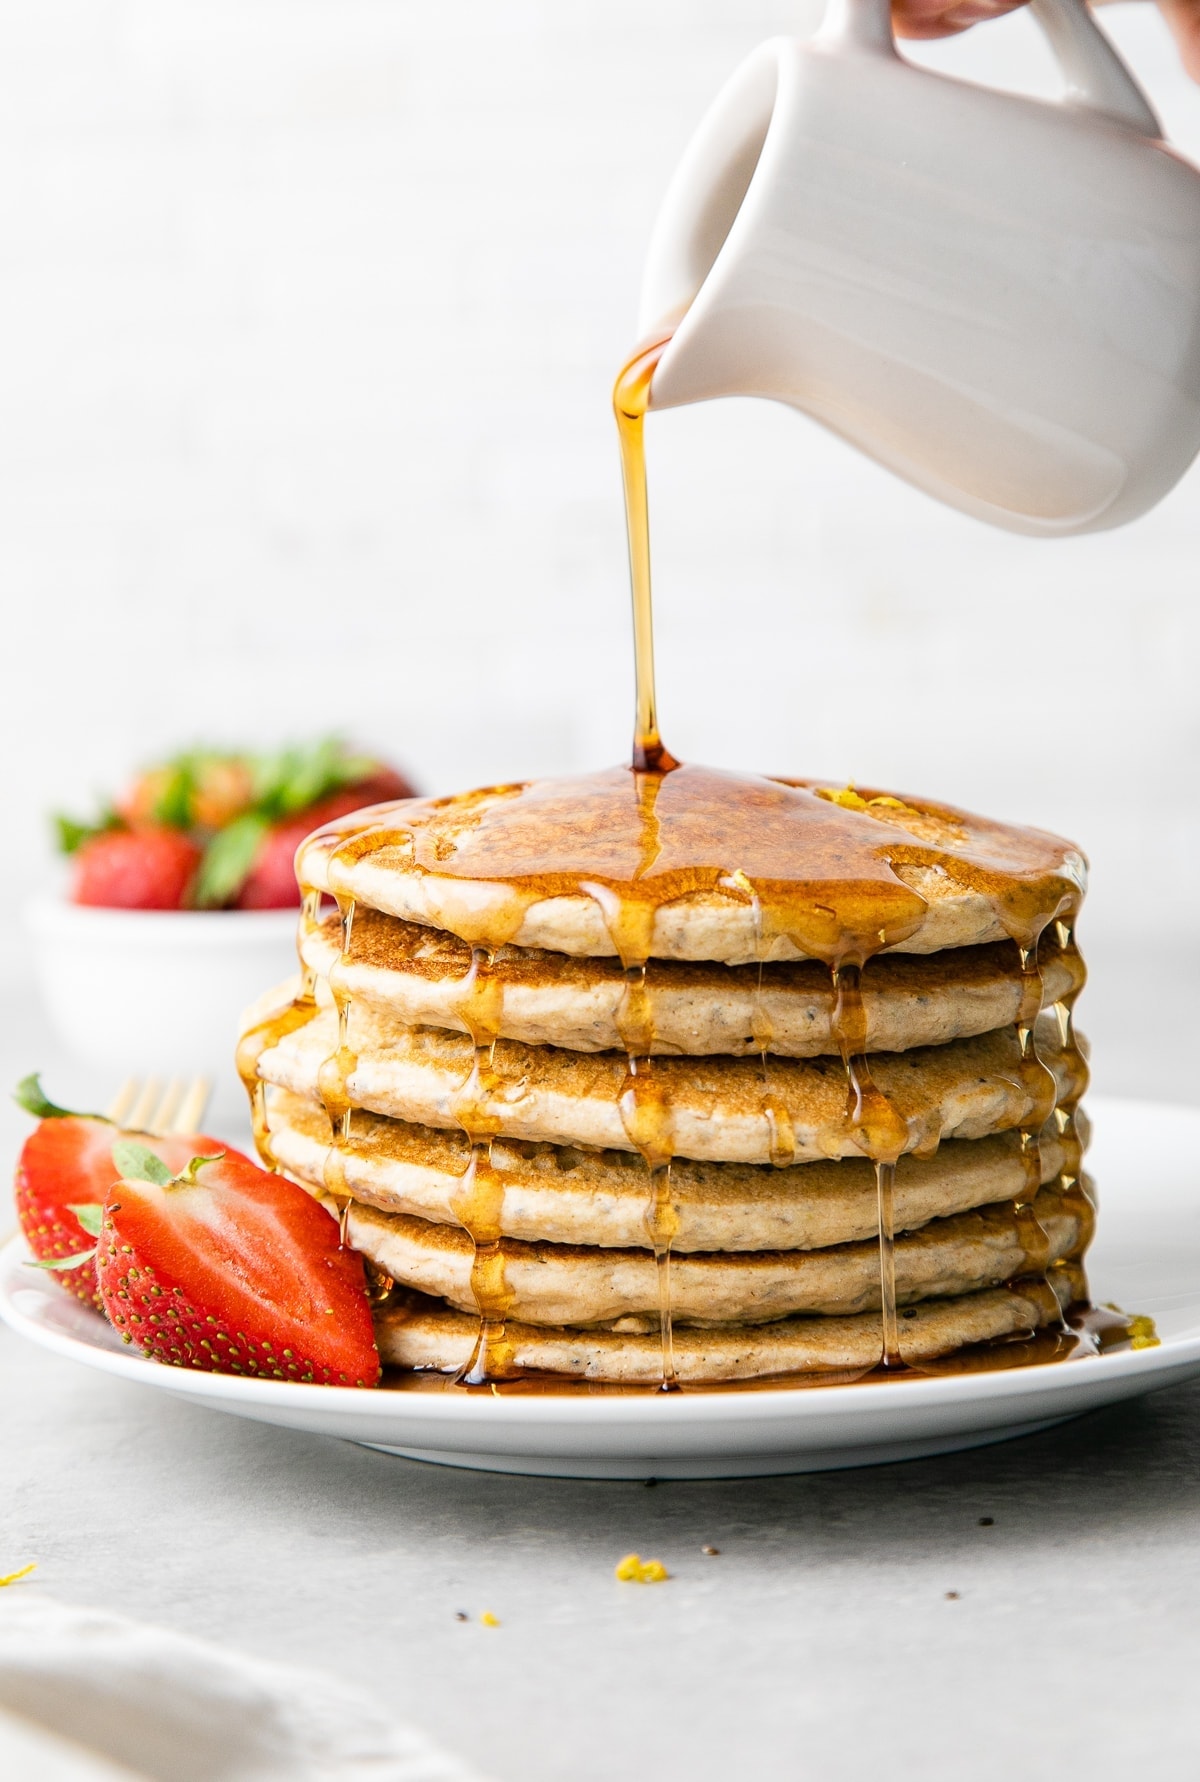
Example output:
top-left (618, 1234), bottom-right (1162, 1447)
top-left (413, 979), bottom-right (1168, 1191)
top-left (296, 764), bottom-right (1086, 966)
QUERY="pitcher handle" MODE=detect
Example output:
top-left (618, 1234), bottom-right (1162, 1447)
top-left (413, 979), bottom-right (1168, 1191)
top-left (819, 0), bottom-right (1160, 135)
top-left (1030, 0), bottom-right (1160, 132)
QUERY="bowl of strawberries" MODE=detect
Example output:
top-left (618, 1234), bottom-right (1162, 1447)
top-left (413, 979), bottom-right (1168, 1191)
top-left (28, 738), bottom-right (414, 1117)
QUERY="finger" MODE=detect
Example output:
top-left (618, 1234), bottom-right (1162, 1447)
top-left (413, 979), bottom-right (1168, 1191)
top-left (892, 0), bottom-right (1028, 41)
top-left (1156, 0), bottom-right (1200, 80)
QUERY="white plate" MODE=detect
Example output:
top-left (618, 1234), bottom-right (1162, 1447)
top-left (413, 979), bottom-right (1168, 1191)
top-left (3, 1096), bottom-right (1199, 1479)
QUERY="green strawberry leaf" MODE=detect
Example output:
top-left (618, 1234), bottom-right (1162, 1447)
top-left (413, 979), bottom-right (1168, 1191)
top-left (29, 1247), bottom-right (97, 1272)
top-left (111, 1141), bottom-right (224, 1189)
top-left (252, 737), bottom-right (377, 821)
top-left (150, 759), bottom-right (197, 830)
top-left (192, 813), bottom-right (271, 908)
top-left (53, 809), bottom-right (121, 856)
top-left (54, 814), bottom-right (96, 855)
top-left (111, 1140), bottom-right (174, 1187)
top-left (13, 1075), bottom-right (104, 1122)
top-left (67, 1204), bottom-right (105, 1239)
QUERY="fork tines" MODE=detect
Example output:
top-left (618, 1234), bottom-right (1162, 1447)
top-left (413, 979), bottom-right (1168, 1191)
top-left (107, 1076), bottom-right (211, 1136)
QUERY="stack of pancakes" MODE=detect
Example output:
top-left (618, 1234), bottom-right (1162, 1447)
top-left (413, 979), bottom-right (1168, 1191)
top-left (237, 766), bottom-right (1092, 1386)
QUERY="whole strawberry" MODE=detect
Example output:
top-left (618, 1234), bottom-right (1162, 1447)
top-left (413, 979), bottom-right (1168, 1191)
top-left (13, 1075), bottom-right (248, 1310)
top-left (96, 1142), bottom-right (380, 1386)
top-left (235, 769), bottom-right (413, 909)
top-left (71, 826), bottom-right (201, 911)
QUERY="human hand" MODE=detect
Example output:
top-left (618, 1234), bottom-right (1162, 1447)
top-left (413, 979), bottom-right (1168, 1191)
top-left (891, 0), bottom-right (1200, 81)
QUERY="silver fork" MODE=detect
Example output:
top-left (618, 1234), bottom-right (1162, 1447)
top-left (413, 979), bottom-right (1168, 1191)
top-left (106, 1076), bottom-right (211, 1136)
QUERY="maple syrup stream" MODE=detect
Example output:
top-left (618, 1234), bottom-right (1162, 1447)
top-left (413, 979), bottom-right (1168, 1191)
top-left (613, 334), bottom-right (683, 1387)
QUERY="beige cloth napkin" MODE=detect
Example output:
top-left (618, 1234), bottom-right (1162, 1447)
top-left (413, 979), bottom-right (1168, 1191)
top-left (0, 1595), bottom-right (489, 1781)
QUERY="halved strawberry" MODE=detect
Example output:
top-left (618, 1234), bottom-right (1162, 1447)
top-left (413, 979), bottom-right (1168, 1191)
top-left (95, 1142), bottom-right (380, 1386)
top-left (15, 1084), bottom-right (112, 1309)
top-left (13, 1075), bottom-right (249, 1311)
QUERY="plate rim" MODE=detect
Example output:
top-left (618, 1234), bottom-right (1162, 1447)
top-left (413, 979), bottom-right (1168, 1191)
top-left (4, 1226), bottom-right (1199, 1431)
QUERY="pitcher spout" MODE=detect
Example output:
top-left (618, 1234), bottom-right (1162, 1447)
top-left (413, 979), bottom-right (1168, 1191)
top-left (637, 40), bottom-right (785, 411)
top-left (635, 8), bottom-right (1200, 537)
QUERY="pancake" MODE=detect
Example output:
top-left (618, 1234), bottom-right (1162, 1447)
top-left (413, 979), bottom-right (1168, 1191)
top-left (303, 912), bottom-right (1086, 1057)
top-left (375, 1271), bottom-right (1081, 1383)
top-left (267, 1088), bottom-right (1083, 1252)
top-left (342, 1182), bottom-right (1090, 1325)
top-left (296, 765), bottom-right (1085, 965)
top-left (251, 999), bottom-right (1084, 1165)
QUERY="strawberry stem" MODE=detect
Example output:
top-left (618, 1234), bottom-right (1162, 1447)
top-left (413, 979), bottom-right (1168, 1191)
top-left (176, 1152), bottom-right (226, 1185)
top-left (13, 1075), bottom-right (105, 1122)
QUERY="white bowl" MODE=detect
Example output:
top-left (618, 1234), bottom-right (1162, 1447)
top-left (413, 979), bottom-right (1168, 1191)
top-left (25, 898), bottom-right (300, 1124)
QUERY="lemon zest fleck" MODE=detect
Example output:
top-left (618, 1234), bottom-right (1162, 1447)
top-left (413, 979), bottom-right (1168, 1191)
top-left (0, 1563), bottom-right (36, 1588)
top-left (815, 784), bottom-right (868, 811)
top-left (1102, 1304), bottom-right (1160, 1350)
top-left (615, 1552), bottom-right (669, 1583)
top-left (814, 785), bottom-right (920, 819)
top-left (479, 1611), bottom-right (500, 1627)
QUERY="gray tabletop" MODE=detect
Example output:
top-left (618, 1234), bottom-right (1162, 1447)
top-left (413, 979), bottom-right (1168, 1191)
top-left (4, 1329), bottom-right (1200, 1781)
top-left (3, 968), bottom-right (1200, 1781)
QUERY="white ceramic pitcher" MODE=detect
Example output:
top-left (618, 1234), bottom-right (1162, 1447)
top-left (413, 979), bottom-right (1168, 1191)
top-left (639, 0), bottom-right (1200, 534)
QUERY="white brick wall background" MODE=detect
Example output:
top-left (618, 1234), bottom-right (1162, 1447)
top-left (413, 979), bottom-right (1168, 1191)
top-left (0, 1), bottom-right (1196, 1094)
